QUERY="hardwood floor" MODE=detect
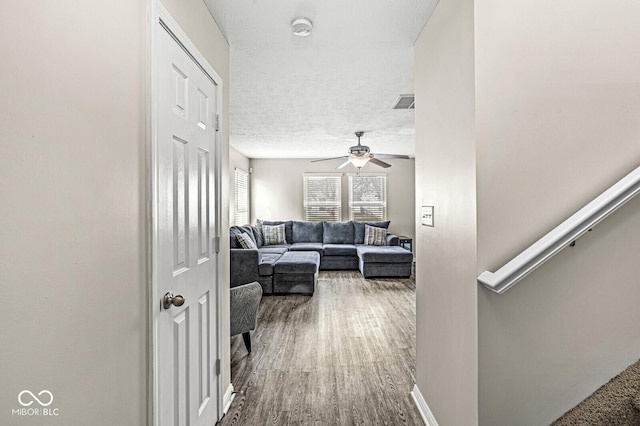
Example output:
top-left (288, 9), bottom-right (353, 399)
top-left (218, 270), bottom-right (422, 426)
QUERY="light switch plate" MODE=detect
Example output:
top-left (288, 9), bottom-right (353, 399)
top-left (421, 206), bottom-right (434, 227)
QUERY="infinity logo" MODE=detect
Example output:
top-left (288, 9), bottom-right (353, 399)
top-left (18, 390), bottom-right (53, 407)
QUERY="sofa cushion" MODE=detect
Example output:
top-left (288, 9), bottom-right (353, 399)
top-left (237, 232), bottom-right (258, 249)
top-left (356, 245), bottom-right (413, 263)
top-left (354, 221), bottom-right (390, 244)
top-left (274, 251), bottom-right (320, 274)
top-left (263, 220), bottom-right (293, 244)
top-left (230, 225), bottom-right (257, 248)
top-left (323, 243), bottom-right (357, 256)
top-left (323, 221), bottom-right (355, 244)
top-left (258, 262), bottom-right (273, 276)
top-left (252, 223), bottom-right (264, 248)
top-left (258, 252), bottom-right (282, 276)
top-left (292, 221), bottom-right (323, 243)
top-left (259, 246), bottom-right (290, 255)
top-left (263, 224), bottom-right (287, 245)
top-left (364, 225), bottom-right (387, 246)
top-left (289, 242), bottom-right (324, 255)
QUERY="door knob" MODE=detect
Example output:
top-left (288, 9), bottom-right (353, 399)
top-left (163, 292), bottom-right (185, 309)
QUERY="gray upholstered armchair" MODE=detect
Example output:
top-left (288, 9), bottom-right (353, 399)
top-left (230, 281), bottom-right (262, 353)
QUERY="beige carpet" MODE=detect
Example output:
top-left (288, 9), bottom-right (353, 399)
top-left (553, 359), bottom-right (640, 425)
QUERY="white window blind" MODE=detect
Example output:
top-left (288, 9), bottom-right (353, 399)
top-left (348, 174), bottom-right (387, 222)
top-left (234, 168), bottom-right (249, 225)
top-left (303, 174), bottom-right (342, 222)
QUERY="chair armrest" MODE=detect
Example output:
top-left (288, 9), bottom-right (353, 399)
top-left (230, 248), bottom-right (260, 288)
top-left (230, 281), bottom-right (262, 337)
top-left (386, 233), bottom-right (399, 246)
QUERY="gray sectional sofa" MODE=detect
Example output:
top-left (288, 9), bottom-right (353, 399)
top-left (230, 220), bottom-right (413, 295)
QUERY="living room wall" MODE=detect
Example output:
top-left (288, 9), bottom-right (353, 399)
top-left (249, 158), bottom-right (416, 241)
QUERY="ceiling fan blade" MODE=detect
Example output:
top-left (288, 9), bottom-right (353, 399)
top-left (311, 156), bottom-right (349, 163)
top-left (370, 153), bottom-right (411, 159)
top-left (368, 158), bottom-right (392, 168)
top-left (336, 159), bottom-right (352, 169)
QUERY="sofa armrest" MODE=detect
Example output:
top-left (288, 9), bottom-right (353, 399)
top-left (386, 233), bottom-right (399, 246)
top-left (230, 281), bottom-right (262, 336)
top-left (230, 248), bottom-right (260, 288)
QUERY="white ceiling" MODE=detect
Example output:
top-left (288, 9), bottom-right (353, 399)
top-left (204, 0), bottom-right (438, 159)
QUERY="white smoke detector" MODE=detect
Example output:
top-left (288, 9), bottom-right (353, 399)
top-left (291, 17), bottom-right (313, 37)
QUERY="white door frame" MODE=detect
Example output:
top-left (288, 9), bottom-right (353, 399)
top-left (149, 2), bottom-right (224, 424)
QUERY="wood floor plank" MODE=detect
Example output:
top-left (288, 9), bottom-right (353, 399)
top-left (219, 270), bottom-right (422, 425)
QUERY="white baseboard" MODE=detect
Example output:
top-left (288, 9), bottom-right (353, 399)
top-left (412, 384), bottom-right (439, 426)
top-left (222, 383), bottom-right (235, 416)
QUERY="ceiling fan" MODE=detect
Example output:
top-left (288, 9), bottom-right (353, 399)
top-left (311, 131), bottom-right (410, 171)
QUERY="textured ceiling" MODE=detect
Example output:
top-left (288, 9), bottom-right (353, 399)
top-left (205, 0), bottom-right (438, 159)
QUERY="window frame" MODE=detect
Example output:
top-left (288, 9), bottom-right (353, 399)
top-left (234, 167), bottom-right (249, 225)
top-left (303, 173), bottom-right (342, 222)
top-left (348, 173), bottom-right (387, 222)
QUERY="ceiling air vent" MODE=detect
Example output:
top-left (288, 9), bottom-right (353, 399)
top-left (392, 94), bottom-right (415, 110)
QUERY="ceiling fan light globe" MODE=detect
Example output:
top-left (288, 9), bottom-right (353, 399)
top-left (350, 156), bottom-right (370, 168)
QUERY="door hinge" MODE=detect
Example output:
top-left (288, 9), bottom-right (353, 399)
top-left (215, 359), bottom-right (220, 376)
top-left (214, 236), bottom-right (220, 253)
top-left (215, 114), bottom-right (220, 132)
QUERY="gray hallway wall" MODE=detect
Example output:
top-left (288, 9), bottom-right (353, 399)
top-left (413, 0), bottom-right (479, 424)
top-left (0, 1), bottom-right (230, 425)
top-left (0, 2), bottom-right (149, 425)
top-left (414, 1), bottom-right (640, 425)
top-left (475, 1), bottom-right (640, 424)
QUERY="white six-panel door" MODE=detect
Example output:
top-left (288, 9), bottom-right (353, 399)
top-left (154, 15), bottom-right (220, 426)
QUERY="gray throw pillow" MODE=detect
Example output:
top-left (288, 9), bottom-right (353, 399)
top-left (263, 224), bottom-right (287, 245)
top-left (354, 221), bottom-right (390, 244)
top-left (364, 224), bottom-right (387, 246)
top-left (263, 220), bottom-right (293, 244)
top-left (236, 232), bottom-right (257, 249)
top-left (230, 225), bottom-right (256, 248)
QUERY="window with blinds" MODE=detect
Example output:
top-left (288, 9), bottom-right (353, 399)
top-left (303, 174), bottom-right (342, 222)
top-left (348, 174), bottom-right (387, 222)
top-left (234, 168), bottom-right (249, 225)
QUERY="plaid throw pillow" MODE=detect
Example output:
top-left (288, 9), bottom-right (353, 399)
top-left (364, 224), bottom-right (387, 246)
top-left (236, 232), bottom-right (257, 249)
top-left (263, 224), bottom-right (287, 245)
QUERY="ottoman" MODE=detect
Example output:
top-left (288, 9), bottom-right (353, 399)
top-left (273, 251), bottom-right (320, 294)
top-left (356, 245), bottom-right (413, 278)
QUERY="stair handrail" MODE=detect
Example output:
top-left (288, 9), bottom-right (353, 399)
top-left (478, 164), bottom-right (640, 294)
